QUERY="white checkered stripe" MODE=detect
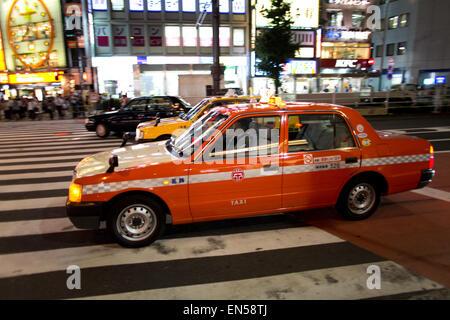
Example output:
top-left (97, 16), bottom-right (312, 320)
top-left (361, 154), bottom-right (430, 167)
top-left (82, 177), bottom-right (188, 195)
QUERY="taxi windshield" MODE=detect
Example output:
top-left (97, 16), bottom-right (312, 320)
top-left (170, 111), bottom-right (228, 157)
top-left (181, 99), bottom-right (210, 121)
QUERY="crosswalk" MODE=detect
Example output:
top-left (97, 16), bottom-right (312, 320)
top-left (0, 120), bottom-right (446, 300)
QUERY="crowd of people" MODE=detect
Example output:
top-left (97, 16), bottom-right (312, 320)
top-left (0, 94), bottom-right (86, 121)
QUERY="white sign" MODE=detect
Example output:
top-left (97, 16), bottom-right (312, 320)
top-left (283, 60), bottom-right (317, 75)
top-left (129, 0), bottom-right (144, 11)
top-left (291, 30), bottom-right (315, 46)
top-left (92, 0), bottom-right (107, 10)
top-left (148, 0), bottom-right (162, 11)
top-left (335, 59), bottom-right (358, 68)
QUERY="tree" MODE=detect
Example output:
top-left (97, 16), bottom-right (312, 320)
top-left (255, 0), bottom-right (300, 95)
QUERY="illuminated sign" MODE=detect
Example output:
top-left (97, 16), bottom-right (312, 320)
top-left (295, 47), bottom-right (315, 58)
top-left (321, 59), bottom-right (370, 69)
top-left (8, 71), bottom-right (62, 84)
top-left (1, 0), bottom-right (67, 71)
top-left (182, 0), bottom-right (196, 12)
top-left (232, 0), bottom-right (245, 14)
top-left (436, 76), bottom-right (447, 84)
top-left (283, 60), bottom-right (317, 75)
top-left (291, 30), bottom-right (315, 46)
top-left (256, 0), bottom-right (319, 28)
top-left (327, 0), bottom-right (371, 5)
top-left (0, 73), bottom-right (8, 83)
top-left (0, 30), bottom-right (6, 71)
top-left (148, 0), bottom-right (162, 11)
top-left (325, 30), bottom-right (371, 41)
top-left (165, 0), bottom-right (179, 12)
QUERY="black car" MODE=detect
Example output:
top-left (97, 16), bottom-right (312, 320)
top-left (85, 96), bottom-right (191, 137)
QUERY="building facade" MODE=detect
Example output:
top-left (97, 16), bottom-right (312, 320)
top-left (371, 0), bottom-right (450, 90)
top-left (89, 0), bottom-right (250, 99)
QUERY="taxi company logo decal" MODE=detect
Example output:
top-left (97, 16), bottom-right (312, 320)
top-left (314, 155), bottom-right (341, 163)
top-left (362, 138), bottom-right (372, 146)
top-left (232, 168), bottom-right (245, 182)
top-left (303, 154), bottom-right (314, 164)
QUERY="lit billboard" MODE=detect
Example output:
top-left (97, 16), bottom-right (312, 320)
top-left (255, 0), bottom-right (319, 28)
top-left (0, 0), bottom-right (67, 71)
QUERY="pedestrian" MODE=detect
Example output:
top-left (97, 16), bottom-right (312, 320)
top-left (55, 94), bottom-right (64, 119)
top-left (27, 98), bottom-right (37, 120)
top-left (120, 94), bottom-right (130, 108)
top-left (12, 98), bottom-right (21, 120)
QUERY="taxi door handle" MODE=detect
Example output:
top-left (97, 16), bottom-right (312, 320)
top-left (263, 164), bottom-right (279, 171)
top-left (345, 157), bottom-right (358, 164)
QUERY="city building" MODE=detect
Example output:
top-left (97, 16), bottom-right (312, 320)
top-left (371, 0), bottom-right (450, 90)
top-left (89, 0), bottom-right (250, 100)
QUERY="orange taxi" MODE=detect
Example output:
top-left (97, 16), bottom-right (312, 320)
top-left (67, 98), bottom-right (435, 247)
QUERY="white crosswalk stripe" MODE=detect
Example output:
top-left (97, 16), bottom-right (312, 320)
top-left (0, 120), bottom-right (446, 300)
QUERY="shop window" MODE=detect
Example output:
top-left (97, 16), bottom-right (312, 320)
top-left (399, 13), bottom-right (409, 27)
top-left (352, 11), bottom-right (365, 28)
top-left (287, 114), bottom-right (355, 153)
top-left (397, 42), bottom-right (407, 55)
top-left (376, 45), bottom-right (383, 57)
top-left (233, 28), bottom-right (245, 47)
top-left (386, 43), bottom-right (395, 56)
top-left (165, 26), bottom-right (180, 46)
top-left (388, 16), bottom-right (399, 29)
top-left (321, 43), bottom-right (371, 60)
top-left (182, 26), bottom-right (197, 46)
top-left (111, 0), bottom-right (124, 11)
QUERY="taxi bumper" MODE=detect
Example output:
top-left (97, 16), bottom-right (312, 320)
top-left (417, 169), bottom-right (435, 189)
top-left (66, 200), bottom-right (104, 229)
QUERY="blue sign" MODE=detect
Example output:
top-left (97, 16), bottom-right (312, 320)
top-left (137, 56), bottom-right (147, 64)
top-left (326, 30), bottom-right (341, 39)
top-left (436, 76), bottom-right (447, 84)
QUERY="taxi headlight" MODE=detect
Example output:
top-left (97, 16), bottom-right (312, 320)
top-left (69, 183), bottom-right (83, 202)
top-left (136, 128), bottom-right (144, 141)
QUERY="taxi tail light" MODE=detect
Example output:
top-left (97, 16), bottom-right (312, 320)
top-left (429, 145), bottom-right (434, 169)
top-left (69, 183), bottom-right (82, 202)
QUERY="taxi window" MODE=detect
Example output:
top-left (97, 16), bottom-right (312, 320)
top-left (287, 114), bottom-right (355, 153)
top-left (206, 115), bottom-right (281, 160)
top-left (124, 99), bottom-right (148, 112)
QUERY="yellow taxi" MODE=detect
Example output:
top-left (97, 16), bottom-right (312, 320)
top-left (67, 97), bottom-right (435, 247)
top-left (134, 96), bottom-right (259, 142)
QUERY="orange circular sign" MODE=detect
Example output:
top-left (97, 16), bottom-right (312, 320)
top-left (6, 0), bottom-right (55, 69)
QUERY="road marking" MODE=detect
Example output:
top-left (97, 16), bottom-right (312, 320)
top-left (0, 196), bottom-right (66, 211)
top-left (411, 187), bottom-right (450, 202)
top-left (0, 181), bottom-right (70, 193)
top-left (75, 261), bottom-right (442, 300)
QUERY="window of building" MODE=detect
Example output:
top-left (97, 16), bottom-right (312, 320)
top-left (376, 45), bottom-right (383, 57)
top-left (232, 0), bottom-right (246, 14)
top-left (148, 0), bottom-right (162, 11)
top-left (321, 42), bottom-right (371, 59)
top-left (397, 42), bottom-right (407, 55)
top-left (388, 16), bottom-right (399, 29)
top-left (129, 0), bottom-right (144, 11)
top-left (111, 0), bottom-right (124, 11)
top-left (287, 114), bottom-right (355, 153)
top-left (352, 11), bottom-right (365, 28)
top-left (182, 26), bottom-right (197, 46)
top-left (93, 0), bottom-right (108, 10)
top-left (219, 0), bottom-right (229, 13)
top-left (165, 0), bottom-right (179, 12)
top-left (233, 28), bottom-right (245, 47)
top-left (399, 13), bottom-right (409, 27)
top-left (379, 18), bottom-right (385, 31)
top-left (199, 0), bottom-right (212, 12)
top-left (219, 27), bottom-right (230, 46)
top-left (327, 10), bottom-right (343, 27)
top-left (182, 0), bottom-right (196, 12)
top-left (386, 43), bottom-right (395, 56)
top-left (165, 26), bottom-right (180, 46)
top-left (199, 27), bottom-right (213, 46)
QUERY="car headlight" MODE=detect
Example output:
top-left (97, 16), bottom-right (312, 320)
top-left (69, 183), bottom-right (83, 202)
top-left (136, 128), bottom-right (144, 141)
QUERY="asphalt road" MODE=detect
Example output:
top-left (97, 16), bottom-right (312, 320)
top-left (0, 115), bottom-right (449, 300)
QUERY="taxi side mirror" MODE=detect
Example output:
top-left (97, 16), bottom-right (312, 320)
top-left (107, 155), bottom-right (119, 173)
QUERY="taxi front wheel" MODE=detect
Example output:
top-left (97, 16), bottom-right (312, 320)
top-left (96, 124), bottom-right (110, 138)
top-left (108, 195), bottom-right (166, 247)
top-left (336, 178), bottom-right (380, 221)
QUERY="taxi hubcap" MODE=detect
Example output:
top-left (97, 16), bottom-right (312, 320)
top-left (348, 183), bottom-right (375, 215)
top-left (117, 204), bottom-right (156, 241)
top-left (96, 125), bottom-right (106, 136)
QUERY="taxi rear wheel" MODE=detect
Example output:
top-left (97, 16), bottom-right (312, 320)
top-left (337, 178), bottom-right (380, 220)
top-left (108, 195), bottom-right (165, 247)
top-left (96, 123), bottom-right (110, 138)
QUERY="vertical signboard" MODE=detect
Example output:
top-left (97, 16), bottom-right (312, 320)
top-left (0, 28), bottom-right (6, 71)
top-left (149, 26), bottom-right (162, 46)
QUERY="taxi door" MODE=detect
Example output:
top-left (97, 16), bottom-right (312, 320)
top-left (281, 112), bottom-right (361, 209)
top-left (188, 113), bottom-right (283, 220)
